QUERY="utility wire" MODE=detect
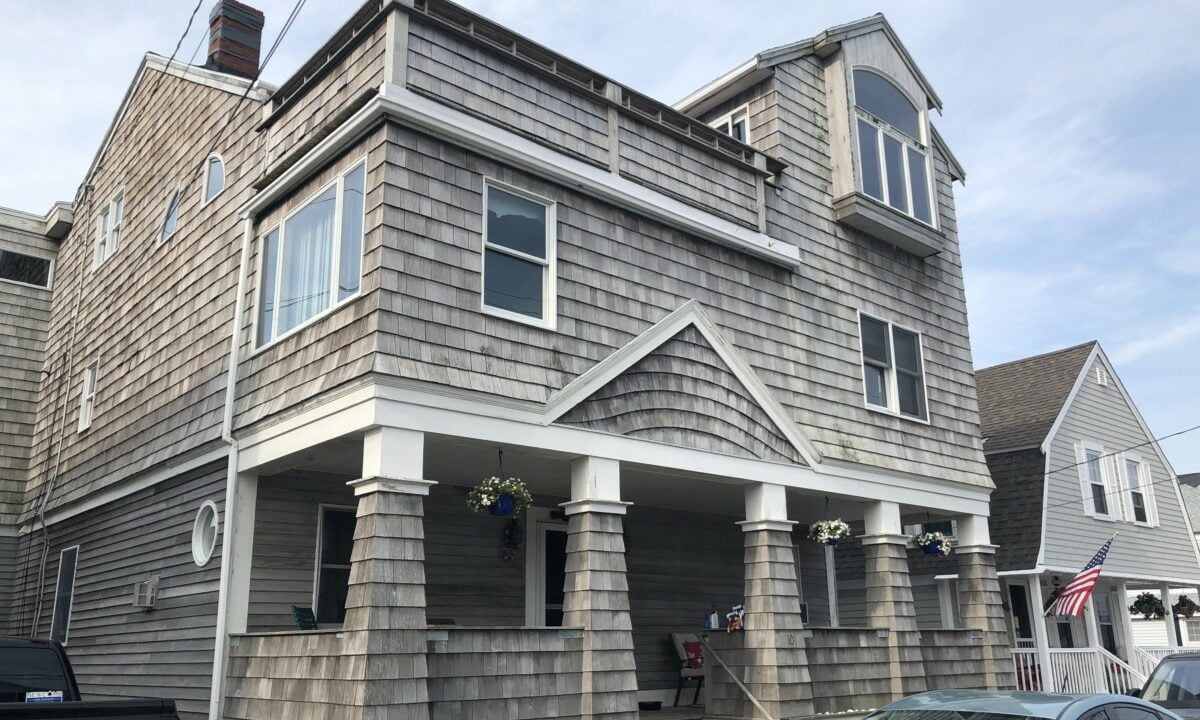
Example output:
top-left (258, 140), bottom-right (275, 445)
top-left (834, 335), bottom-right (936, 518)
top-left (1032, 423), bottom-right (1200, 515)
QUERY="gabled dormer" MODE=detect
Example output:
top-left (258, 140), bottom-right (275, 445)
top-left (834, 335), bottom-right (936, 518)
top-left (676, 14), bottom-right (964, 258)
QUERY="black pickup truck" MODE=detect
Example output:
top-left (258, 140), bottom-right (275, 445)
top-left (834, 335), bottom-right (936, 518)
top-left (0, 637), bottom-right (179, 719)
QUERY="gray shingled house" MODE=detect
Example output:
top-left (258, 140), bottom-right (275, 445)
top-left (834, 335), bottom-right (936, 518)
top-left (1, 0), bottom-right (1016, 718)
top-left (975, 342), bottom-right (1200, 694)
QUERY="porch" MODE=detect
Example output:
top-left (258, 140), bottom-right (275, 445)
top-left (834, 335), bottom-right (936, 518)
top-left (1004, 572), bottom-right (1200, 694)
top-left (218, 427), bottom-right (1012, 719)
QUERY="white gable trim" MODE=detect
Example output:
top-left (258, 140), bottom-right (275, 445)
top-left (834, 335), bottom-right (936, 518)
top-left (1039, 343), bottom-right (1101, 455)
top-left (543, 299), bottom-right (821, 466)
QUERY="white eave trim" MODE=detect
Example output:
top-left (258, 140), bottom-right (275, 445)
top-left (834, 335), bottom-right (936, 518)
top-left (544, 299), bottom-right (822, 466)
top-left (243, 85), bottom-right (801, 268)
top-left (1039, 344), bottom-right (1101, 455)
top-left (673, 57), bottom-right (764, 115)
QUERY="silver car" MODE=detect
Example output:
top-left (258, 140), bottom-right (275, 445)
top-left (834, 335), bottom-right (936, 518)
top-left (866, 689), bottom-right (1183, 720)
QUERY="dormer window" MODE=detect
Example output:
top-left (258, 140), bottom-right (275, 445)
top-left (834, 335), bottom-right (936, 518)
top-left (853, 69), bottom-right (934, 227)
top-left (711, 105), bottom-right (750, 143)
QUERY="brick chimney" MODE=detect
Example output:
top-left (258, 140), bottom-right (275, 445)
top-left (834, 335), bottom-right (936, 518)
top-left (206, 0), bottom-right (264, 79)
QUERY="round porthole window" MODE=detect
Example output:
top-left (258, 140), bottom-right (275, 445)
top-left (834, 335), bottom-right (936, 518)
top-left (192, 501), bottom-right (220, 567)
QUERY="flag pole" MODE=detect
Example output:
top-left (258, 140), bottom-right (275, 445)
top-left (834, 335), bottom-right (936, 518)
top-left (1042, 533), bottom-right (1119, 618)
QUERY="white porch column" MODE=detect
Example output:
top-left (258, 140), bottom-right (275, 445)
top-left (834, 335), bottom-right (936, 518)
top-left (561, 456), bottom-right (637, 720)
top-left (1027, 577), bottom-right (1056, 693)
top-left (825, 545), bottom-right (840, 628)
top-left (1084, 597), bottom-right (1102, 649)
top-left (208, 469), bottom-right (258, 719)
top-left (1116, 582), bottom-right (1137, 660)
top-left (1163, 583), bottom-right (1182, 648)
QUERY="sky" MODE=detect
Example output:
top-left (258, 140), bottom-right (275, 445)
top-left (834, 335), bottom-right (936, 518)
top-left (1, 1), bottom-right (1197, 472)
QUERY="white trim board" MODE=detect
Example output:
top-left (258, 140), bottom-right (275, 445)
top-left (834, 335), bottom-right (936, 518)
top-left (544, 299), bottom-right (821, 466)
top-left (241, 85), bottom-right (800, 269)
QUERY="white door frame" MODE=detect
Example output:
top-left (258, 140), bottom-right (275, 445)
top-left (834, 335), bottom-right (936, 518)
top-left (524, 506), bottom-right (568, 626)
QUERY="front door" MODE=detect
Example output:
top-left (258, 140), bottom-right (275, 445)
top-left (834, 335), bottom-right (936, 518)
top-left (525, 507), bottom-right (568, 626)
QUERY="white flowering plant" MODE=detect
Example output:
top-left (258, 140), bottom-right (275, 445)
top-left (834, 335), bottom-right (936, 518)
top-left (914, 531), bottom-right (953, 557)
top-left (808, 519), bottom-right (852, 546)
top-left (467, 476), bottom-right (533, 516)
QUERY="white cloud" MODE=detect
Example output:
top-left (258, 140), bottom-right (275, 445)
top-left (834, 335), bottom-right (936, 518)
top-left (1112, 314), bottom-right (1200, 365)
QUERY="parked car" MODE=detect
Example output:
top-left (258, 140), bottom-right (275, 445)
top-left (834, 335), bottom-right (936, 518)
top-left (1134, 653), bottom-right (1200, 718)
top-left (866, 689), bottom-right (1183, 720)
top-left (0, 637), bottom-right (179, 719)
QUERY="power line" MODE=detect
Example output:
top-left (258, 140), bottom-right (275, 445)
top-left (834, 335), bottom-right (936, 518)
top-left (1034, 423), bottom-right (1200, 515)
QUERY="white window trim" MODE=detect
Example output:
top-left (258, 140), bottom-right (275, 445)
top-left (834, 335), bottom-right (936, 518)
top-left (201, 152), bottom-right (226, 206)
top-left (78, 360), bottom-right (99, 432)
top-left (0, 246), bottom-right (55, 290)
top-left (857, 311), bottom-right (930, 424)
top-left (312, 503), bottom-right (356, 626)
top-left (903, 519), bottom-right (958, 544)
top-left (191, 501), bottom-right (221, 567)
top-left (93, 189), bottom-right (124, 268)
top-left (1120, 452), bottom-right (1157, 527)
top-left (849, 66), bottom-right (937, 230)
top-left (158, 185), bottom-right (183, 244)
top-left (481, 178), bottom-right (558, 331)
top-left (1077, 440), bottom-right (1119, 521)
top-left (709, 103), bottom-right (752, 144)
top-left (251, 157), bottom-right (368, 353)
top-left (50, 545), bottom-right (80, 646)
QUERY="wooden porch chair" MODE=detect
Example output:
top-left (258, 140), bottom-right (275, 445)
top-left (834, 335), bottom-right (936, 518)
top-left (291, 605), bottom-right (318, 630)
top-left (670, 632), bottom-right (705, 706)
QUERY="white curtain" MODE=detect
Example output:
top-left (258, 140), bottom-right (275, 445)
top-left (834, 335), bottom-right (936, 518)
top-left (278, 186), bottom-right (336, 333)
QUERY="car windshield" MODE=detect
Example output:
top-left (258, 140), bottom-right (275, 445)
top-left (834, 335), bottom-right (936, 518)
top-left (0, 646), bottom-right (69, 702)
top-left (869, 712), bottom-right (1035, 720)
top-left (1144, 659), bottom-right (1200, 709)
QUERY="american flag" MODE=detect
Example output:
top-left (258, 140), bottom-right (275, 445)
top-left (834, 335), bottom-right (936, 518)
top-left (1047, 536), bottom-right (1116, 617)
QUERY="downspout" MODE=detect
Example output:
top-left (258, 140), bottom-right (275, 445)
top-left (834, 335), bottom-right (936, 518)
top-left (208, 215), bottom-right (254, 720)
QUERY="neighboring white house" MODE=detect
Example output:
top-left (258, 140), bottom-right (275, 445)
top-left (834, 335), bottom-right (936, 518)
top-left (1128, 473), bottom-right (1200, 649)
top-left (976, 342), bottom-right (1200, 690)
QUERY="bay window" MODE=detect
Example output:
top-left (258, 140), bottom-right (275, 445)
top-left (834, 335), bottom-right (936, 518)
top-left (859, 313), bottom-right (928, 421)
top-left (482, 181), bottom-right (556, 328)
top-left (853, 68), bottom-right (935, 226)
top-left (256, 160), bottom-right (366, 346)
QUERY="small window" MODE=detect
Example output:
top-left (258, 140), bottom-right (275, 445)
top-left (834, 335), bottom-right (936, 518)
top-left (50, 546), bottom-right (79, 645)
top-left (1122, 454), bottom-right (1155, 525)
top-left (0, 249), bottom-right (53, 288)
top-left (94, 191), bottom-right (123, 267)
top-left (78, 361), bottom-right (98, 432)
top-left (482, 182), bottom-right (556, 328)
top-left (710, 105), bottom-right (751, 143)
top-left (858, 313), bottom-right (927, 420)
top-left (191, 502), bottom-right (220, 566)
top-left (203, 154), bottom-right (226, 203)
top-left (314, 506), bottom-right (356, 625)
top-left (256, 161), bottom-right (367, 346)
top-left (159, 190), bottom-right (181, 243)
top-left (903, 519), bottom-right (957, 541)
top-left (852, 69), bottom-right (934, 227)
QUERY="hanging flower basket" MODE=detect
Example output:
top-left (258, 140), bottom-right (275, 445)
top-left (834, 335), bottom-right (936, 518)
top-left (914, 531), bottom-right (953, 557)
top-left (1129, 592), bottom-right (1166, 620)
top-left (808, 519), bottom-right (851, 546)
top-left (467, 476), bottom-right (533, 517)
top-left (1174, 595), bottom-right (1200, 619)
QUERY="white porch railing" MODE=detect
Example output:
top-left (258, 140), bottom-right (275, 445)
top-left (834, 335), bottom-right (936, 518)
top-left (1011, 647), bottom-right (1145, 694)
top-left (1132, 646), bottom-right (1200, 678)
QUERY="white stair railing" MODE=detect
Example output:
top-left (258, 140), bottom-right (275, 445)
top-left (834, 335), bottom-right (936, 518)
top-left (1132, 646), bottom-right (1161, 679)
top-left (1096, 646), bottom-right (1145, 694)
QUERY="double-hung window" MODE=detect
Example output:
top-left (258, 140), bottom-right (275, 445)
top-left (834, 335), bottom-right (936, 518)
top-left (482, 182), bottom-right (556, 328)
top-left (859, 313), bottom-right (928, 420)
top-left (257, 160), bottom-right (366, 346)
top-left (94, 191), bottom-right (123, 267)
top-left (853, 68), bottom-right (935, 226)
top-left (1078, 441), bottom-right (1117, 520)
top-left (1122, 453), bottom-right (1155, 525)
top-left (710, 105), bottom-right (751, 143)
top-left (314, 506), bottom-right (355, 625)
top-left (78, 361), bottom-right (99, 432)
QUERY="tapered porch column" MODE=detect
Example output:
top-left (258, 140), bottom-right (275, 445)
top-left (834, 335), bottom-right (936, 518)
top-left (735, 482), bottom-right (813, 719)
top-left (561, 456), bottom-right (637, 720)
top-left (955, 515), bottom-right (1016, 690)
top-left (345, 427), bottom-right (434, 720)
top-left (861, 501), bottom-right (927, 700)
